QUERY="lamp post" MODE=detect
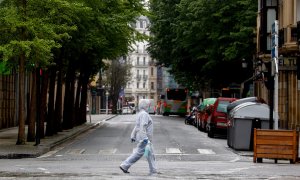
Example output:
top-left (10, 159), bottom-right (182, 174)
top-left (242, 58), bottom-right (247, 69)
top-left (105, 91), bottom-right (109, 114)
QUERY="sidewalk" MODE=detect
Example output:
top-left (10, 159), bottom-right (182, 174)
top-left (0, 114), bottom-right (117, 159)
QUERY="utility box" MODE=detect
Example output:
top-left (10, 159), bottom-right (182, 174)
top-left (227, 102), bottom-right (278, 150)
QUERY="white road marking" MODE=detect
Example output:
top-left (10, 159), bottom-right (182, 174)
top-left (230, 157), bottom-right (240, 162)
top-left (37, 167), bottom-right (51, 174)
top-left (197, 149), bottom-right (216, 155)
top-left (66, 149), bottom-right (85, 154)
top-left (37, 150), bottom-right (59, 158)
top-left (166, 148), bottom-right (182, 154)
top-left (37, 147), bottom-right (64, 158)
top-left (98, 148), bottom-right (117, 154)
top-left (37, 168), bottom-right (47, 171)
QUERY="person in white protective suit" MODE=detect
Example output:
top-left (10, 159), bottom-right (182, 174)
top-left (119, 100), bottom-right (159, 175)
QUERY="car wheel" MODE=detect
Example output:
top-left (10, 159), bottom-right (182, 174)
top-left (197, 121), bottom-right (201, 131)
top-left (202, 122), bottom-right (206, 132)
top-left (208, 128), bottom-right (214, 138)
top-left (185, 118), bottom-right (188, 125)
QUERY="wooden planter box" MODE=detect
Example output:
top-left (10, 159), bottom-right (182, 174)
top-left (253, 129), bottom-right (299, 164)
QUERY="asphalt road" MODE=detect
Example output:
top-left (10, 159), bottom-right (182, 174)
top-left (0, 114), bottom-right (299, 180)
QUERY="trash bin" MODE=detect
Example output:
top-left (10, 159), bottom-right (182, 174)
top-left (227, 102), bottom-right (278, 151)
top-left (227, 97), bottom-right (265, 114)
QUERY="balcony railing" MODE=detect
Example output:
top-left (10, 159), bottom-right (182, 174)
top-left (278, 27), bottom-right (297, 47)
top-left (142, 75), bottom-right (148, 81)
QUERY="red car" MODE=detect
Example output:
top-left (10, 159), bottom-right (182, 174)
top-left (206, 97), bottom-right (238, 138)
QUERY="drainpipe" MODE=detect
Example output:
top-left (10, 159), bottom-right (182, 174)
top-left (285, 70), bottom-right (289, 129)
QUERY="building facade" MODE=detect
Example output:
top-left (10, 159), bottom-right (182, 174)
top-left (124, 16), bottom-right (158, 107)
top-left (256, 0), bottom-right (300, 130)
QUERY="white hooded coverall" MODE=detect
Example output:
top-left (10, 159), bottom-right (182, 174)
top-left (120, 100), bottom-right (157, 174)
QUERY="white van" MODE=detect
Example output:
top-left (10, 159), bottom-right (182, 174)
top-left (138, 99), bottom-right (156, 114)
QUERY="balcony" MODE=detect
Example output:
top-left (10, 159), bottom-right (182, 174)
top-left (278, 27), bottom-right (298, 53)
top-left (135, 63), bottom-right (148, 68)
top-left (142, 75), bottom-right (148, 81)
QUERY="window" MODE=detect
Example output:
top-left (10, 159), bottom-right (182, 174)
top-left (137, 82), bottom-right (139, 89)
top-left (140, 20), bottom-right (143, 28)
top-left (143, 82), bottom-right (146, 88)
top-left (216, 100), bottom-right (230, 113)
top-left (143, 57), bottom-right (146, 65)
top-left (166, 89), bottom-right (187, 101)
top-left (151, 67), bottom-right (154, 76)
top-left (266, 0), bottom-right (277, 6)
top-left (136, 45), bottom-right (139, 53)
top-left (143, 70), bottom-right (145, 76)
top-left (137, 57), bottom-right (139, 65)
top-left (151, 82), bottom-right (154, 90)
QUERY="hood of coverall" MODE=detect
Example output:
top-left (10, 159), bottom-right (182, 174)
top-left (138, 99), bottom-right (150, 112)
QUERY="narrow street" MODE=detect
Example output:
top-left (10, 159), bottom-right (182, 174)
top-left (0, 115), bottom-right (299, 179)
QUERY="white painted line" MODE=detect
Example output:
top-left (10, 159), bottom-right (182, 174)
top-left (166, 148), bottom-right (182, 154)
top-left (66, 149), bottom-right (85, 154)
top-left (37, 150), bottom-right (59, 158)
top-left (197, 149), bottom-right (216, 155)
top-left (230, 157), bottom-right (240, 162)
top-left (98, 148), bottom-right (117, 154)
top-left (37, 147), bottom-right (64, 158)
top-left (37, 168), bottom-right (47, 171)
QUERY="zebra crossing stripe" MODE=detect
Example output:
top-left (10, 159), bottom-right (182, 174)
top-left (166, 148), bottom-right (182, 154)
top-left (197, 149), bottom-right (215, 154)
top-left (66, 149), bottom-right (85, 154)
top-left (98, 149), bottom-right (117, 154)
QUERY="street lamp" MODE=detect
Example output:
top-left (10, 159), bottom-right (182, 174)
top-left (242, 58), bottom-right (247, 68)
top-left (105, 91), bottom-right (109, 114)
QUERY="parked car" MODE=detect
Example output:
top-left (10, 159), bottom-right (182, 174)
top-left (122, 106), bottom-right (132, 114)
top-left (206, 97), bottom-right (238, 138)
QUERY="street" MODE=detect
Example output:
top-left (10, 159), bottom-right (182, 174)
top-left (0, 115), bottom-right (299, 179)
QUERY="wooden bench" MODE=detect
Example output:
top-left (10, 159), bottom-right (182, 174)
top-left (253, 129), bottom-right (299, 164)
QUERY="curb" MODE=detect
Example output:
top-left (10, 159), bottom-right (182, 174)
top-left (40, 115), bottom-right (118, 155)
top-left (0, 115), bottom-right (118, 159)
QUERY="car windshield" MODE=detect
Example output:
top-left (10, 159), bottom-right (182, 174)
top-left (216, 100), bottom-right (230, 113)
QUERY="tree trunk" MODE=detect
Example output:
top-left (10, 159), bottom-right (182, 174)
top-left (39, 70), bottom-right (49, 138)
top-left (45, 67), bottom-right (56, 136)
top-left (16, 0), bottom-right (27, 145)
top-left (55, 67), bottom-right (63, 132)
top-left (74, 73), bottom-right (83, 125)
top-left (70, 73), bottom-right (76, 126)
top-left (27, 70), bottom-right (36, 142)
top-left (63, 66), bottom-right (75, 129)
top-left (80, 71), bottom-right (90, 124)
top-left (16, 54), bottom-right (26, 145)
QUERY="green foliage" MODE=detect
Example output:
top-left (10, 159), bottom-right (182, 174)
top-left (148, 0), bottom-right (257, 90)
top-left (0, 0), bottom-right (81, 71)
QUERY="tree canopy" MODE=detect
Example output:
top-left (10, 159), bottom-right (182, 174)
top-left (148, 0), bottom-right (257, 91)
top-left (0, 0), bottom-right (144, 144)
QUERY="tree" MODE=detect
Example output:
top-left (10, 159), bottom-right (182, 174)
top-left (0, 0), bottom-right (80, 144)
top-left (0, 0), bottom-right (145, 144)
top-left (148, 0), bottom-right (257, 91)
top-left (104, 58), bottom-right (132, 114)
